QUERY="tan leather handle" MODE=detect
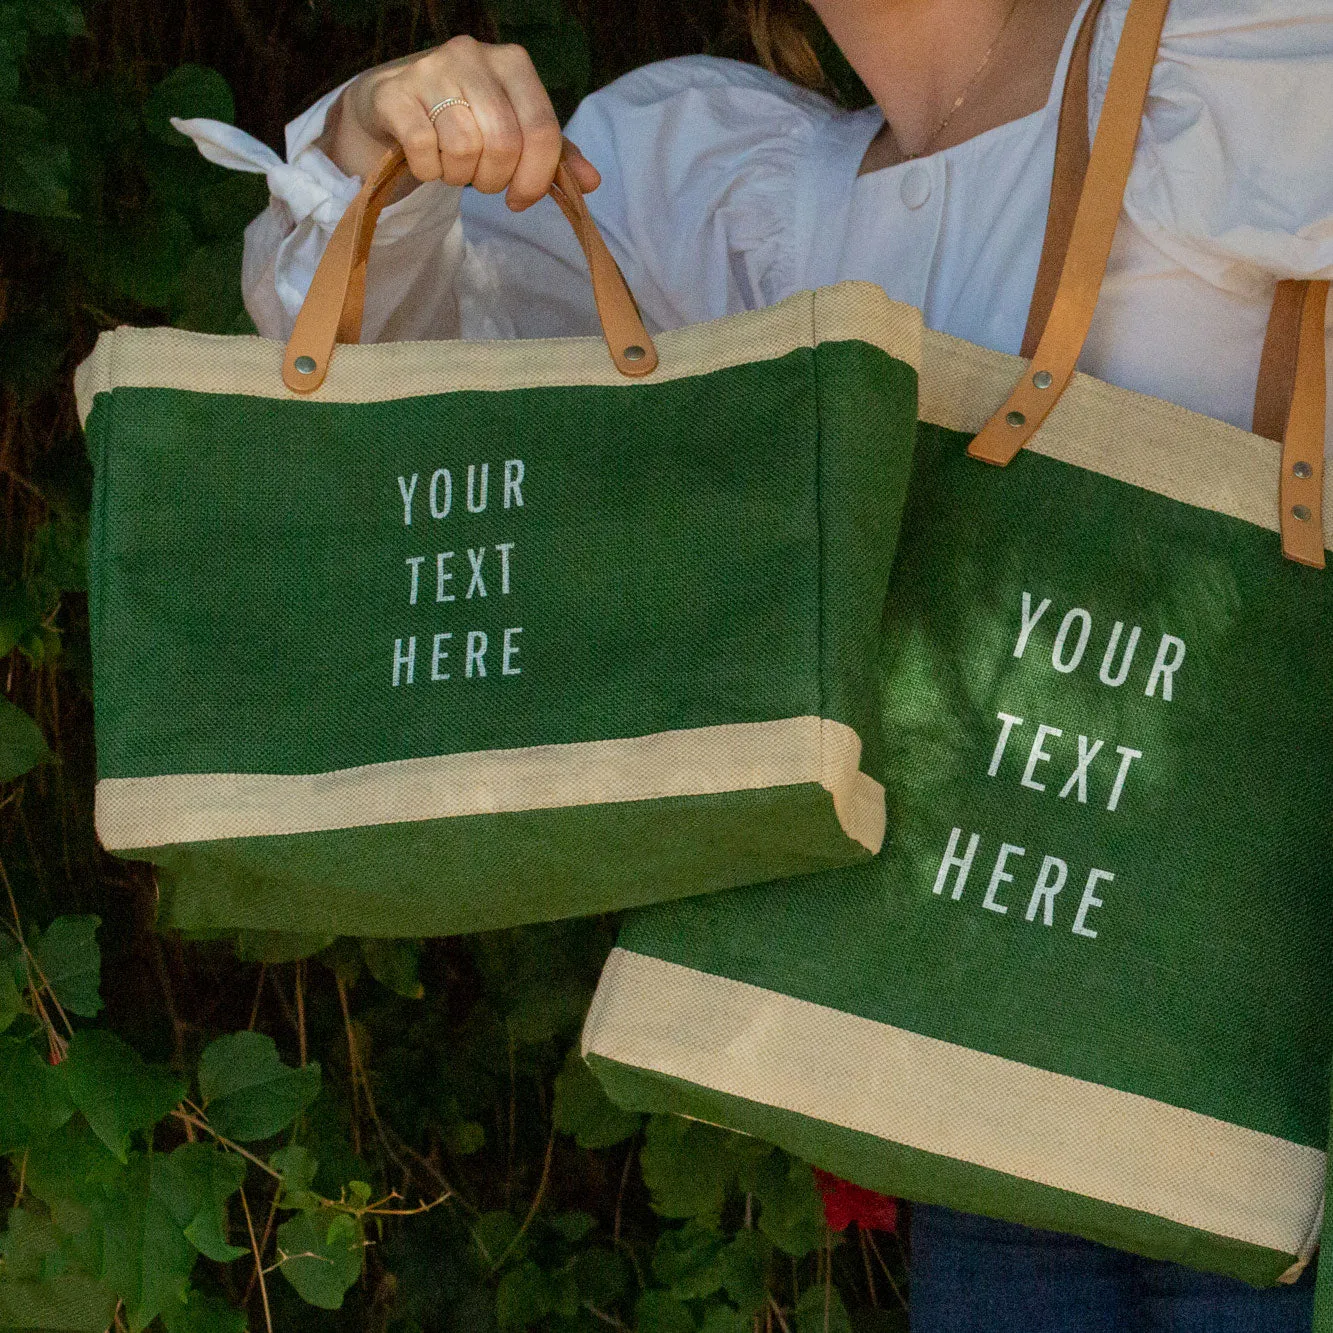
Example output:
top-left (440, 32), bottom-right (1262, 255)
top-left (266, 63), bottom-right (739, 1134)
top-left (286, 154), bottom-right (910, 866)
top-left (1021, 0), bottom-right (1106, 359)
top-left (990, 0), bottom-right (1327, 566)
top-left (1258, 279), bottom-right (1329, 569)
top-left (283, 139), bottom-right (658, 392)
top-left (970, 0), bottom-right (1171, 467)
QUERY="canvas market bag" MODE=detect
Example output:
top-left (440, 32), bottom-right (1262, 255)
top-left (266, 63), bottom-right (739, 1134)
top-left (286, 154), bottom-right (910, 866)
top-left (73, 150), bottom-right (922, 938)
top-left (582, 0), bottom-right (1333, 1300)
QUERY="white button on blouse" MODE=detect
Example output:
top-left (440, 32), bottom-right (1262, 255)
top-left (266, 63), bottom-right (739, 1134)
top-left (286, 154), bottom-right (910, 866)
top-left (898, 165), bottom-right (933, 211)
top-left (176, 0), bottom-right (1333, 443)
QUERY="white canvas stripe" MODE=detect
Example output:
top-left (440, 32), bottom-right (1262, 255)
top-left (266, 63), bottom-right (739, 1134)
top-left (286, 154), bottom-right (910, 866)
top-left (94, 716), bottom-right (885, 853)
top-left (921, 328), bottom-right (1333, 551)
top-left (73, 284), bottom-right (921, 426)
top-left (582, 949), bottom-right (1326, 1258)
top-left (77, 283), bottom-right (1329, 552)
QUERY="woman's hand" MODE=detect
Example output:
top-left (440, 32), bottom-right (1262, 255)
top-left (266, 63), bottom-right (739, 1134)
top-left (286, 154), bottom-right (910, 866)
top-left (319, 37), bottom-right (601, 209)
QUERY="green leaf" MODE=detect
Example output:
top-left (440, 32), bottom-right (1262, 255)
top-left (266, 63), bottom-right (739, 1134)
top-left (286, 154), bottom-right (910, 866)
top-left (0, 1034), bottom-right (74, 1153)
top-left (444, 1118), bottom-right (485, 1156)
top-left (719, 1229), bottom-right (771, 1315)
top-left (27, 513), bottom-right (88, 595)
top-left (150, 1143), bottom-right (247, 1263)
top-left (0, 932), bottom-right (21, 987)
top-left (471, 1209), bottom-right (521, 1266)
top-left (159, 1286), bottom-right (249, 1333)
top-left (0, 101), bottom-right (74, 218)
top-left (0, 695), bottom-right (51, 781)
top-left (361, 937), bottom-right (424, 999)
top-left (60, 1029), bottom-right (185, 1162)
top-left (194, 172), bottom-right (269, 242)
top-left (198, 1031), bottom-right (320, 1141)
top-left (572, 1247), bottom-right (627, 1308)
top-left (494, 1260), bottom-right (554, 1329)
top-left (275, 1208), bottom-right (363, 1310)
top-left (640, 1116), bottom-right (735, 1221)
top-left (0, 962), bottom-right (20, 1033)
top-left (271, 1144), bottom-right (320, 1210)
top-left (505, 981), bottom-right (590, 1045)
top-left (20, 0), bottom-right (86, 38)
top-left (0, 583), bottom-right (44, 659)
top-left (318, 936), bottom-right (362, 986)
top-left (546, 1210), bottom-right (594, 1244)
top-left (88, 207), bottom-right (194, 309)
top-left (0, 42), bottom-right (18, 102)
top-left (0, 1271), bottom-right (117, 1332)
top-left (174, 239), bottom-right (253, 334)
top-left (755, 1159), bottom-right (825, 1259)
top-left (553, 1048), bottom-right (640, 1149)
top-left (652, 1220), bottom-right (726, 1300)
top-left (21, 1116), bottom-right (124, 1217)
top-left (233, 929), bottom-right (334, 964)
top-left (34, 914), bottom-right (102, 1018)
top-left (794, 1285), bottom-right (853, 1333)
top-left (1, 1206), bottom-right (64, 1280)
top-left (699, 1307), bottom-right (749, 1333)
top-left (635, 1289), bottom-right (697, 1333)
top-left (96, 1155), bottom-right (197, 1332)
top-left (144, 66), bottom-right (235, 145)
top-left (0, 1207), bottom-right (113, 1324)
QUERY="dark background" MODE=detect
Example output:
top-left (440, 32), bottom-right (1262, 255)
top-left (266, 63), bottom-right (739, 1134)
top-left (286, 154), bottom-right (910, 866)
top-left (0, 2), bottom-right (897, 1330)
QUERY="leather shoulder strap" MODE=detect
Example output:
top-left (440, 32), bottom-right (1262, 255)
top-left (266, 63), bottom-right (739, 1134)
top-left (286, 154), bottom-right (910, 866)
top-left (1021, 0), bottom-right (1107, 359)
top-left (1264, 279), bottom-right (1329, 569)
top-left (969, 0), bottom-right (1170, 466)
top-left (1017, 0), bottom-right (1327, 567)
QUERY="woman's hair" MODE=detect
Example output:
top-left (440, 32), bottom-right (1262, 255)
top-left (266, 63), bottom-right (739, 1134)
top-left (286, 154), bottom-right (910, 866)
top-left (745, 0), bottom-right (825, 89)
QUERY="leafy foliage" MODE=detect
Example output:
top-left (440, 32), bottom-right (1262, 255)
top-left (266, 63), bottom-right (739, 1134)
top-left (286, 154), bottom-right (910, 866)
top-left (0, 0), bottom-right (897, 1329)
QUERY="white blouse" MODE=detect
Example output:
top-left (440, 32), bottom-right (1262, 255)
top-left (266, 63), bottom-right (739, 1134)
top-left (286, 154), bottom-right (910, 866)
top-left (177, 0), bottom-right (1333, 441)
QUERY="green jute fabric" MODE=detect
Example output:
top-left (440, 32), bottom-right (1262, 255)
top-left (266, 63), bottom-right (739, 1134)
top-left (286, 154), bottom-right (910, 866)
top-left (587, 418), bottom-right (1333, 1286)
top-left (79, 316), bottom-right (918, 937)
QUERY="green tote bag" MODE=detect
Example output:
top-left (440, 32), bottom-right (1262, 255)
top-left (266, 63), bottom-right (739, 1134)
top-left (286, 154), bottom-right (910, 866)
top-left (582, 0), bottom-right (1333, 1297)
top-left (73, 149), bottom-right (920, 938)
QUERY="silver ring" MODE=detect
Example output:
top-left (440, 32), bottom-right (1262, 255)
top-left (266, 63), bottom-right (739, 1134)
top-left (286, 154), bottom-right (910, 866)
top-left (427, 97), bottom-right (472, 124)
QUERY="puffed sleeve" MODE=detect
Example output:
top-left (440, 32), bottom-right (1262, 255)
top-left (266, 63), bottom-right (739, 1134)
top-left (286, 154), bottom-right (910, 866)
top-left (1093, 0), bottom-right (1333, 295)
top-left (173, 80), bottom-right (468, 342)
top-left (473, 55), bottom-right (832, 333)
top-left (174, 55), bottom-right (829, 344)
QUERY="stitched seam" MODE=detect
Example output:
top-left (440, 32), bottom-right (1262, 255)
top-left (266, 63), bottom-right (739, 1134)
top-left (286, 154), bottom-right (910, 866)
top-left (810, 289), bottom-right (829, 805)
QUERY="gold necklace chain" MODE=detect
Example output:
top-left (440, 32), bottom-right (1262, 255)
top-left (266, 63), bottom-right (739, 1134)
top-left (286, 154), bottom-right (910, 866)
top-left (900, 0), bottom-right (1024, 161)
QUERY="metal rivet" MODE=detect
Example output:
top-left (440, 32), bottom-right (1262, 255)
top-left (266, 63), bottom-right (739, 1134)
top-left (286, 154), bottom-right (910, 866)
top-left (1293, 461), bottom-right (1314, 480)
top-left (1006, 410), bottom-right (1027, 428)
top-left (1032, 370), bottom-right (1053, 390)
top-left (293, 355), bottom-right (317, 375)
top-left (623, 345), bottom-right (645, 362)
top-left (1292, 504), bottom-right (1312, 522)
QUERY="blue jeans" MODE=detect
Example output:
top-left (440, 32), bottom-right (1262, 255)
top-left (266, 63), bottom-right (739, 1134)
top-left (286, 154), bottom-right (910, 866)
top-left (909, 1204), bottom-right (1316, 1332)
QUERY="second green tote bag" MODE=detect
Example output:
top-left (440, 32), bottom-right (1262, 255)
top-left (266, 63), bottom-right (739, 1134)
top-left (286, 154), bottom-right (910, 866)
top-left (582, 0), bottom-right (1333, 1297)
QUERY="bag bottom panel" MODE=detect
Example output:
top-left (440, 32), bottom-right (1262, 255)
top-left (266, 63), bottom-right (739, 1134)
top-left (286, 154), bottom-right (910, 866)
top-left (127, 783), bottom-right (866, 937)
top-left (581, 948), bottom-right (1321, 1286)
top-left (585, 1051), bottom-right (1305, 1289)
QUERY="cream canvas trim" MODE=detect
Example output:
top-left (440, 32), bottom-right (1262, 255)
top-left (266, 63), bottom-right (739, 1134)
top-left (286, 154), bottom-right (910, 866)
top-left (583, 949), bottom-right (1326, 1258)
top-left (922, 328), bottom-right (1333, 551)
top-left (95, 716), bottom-right (885, 853)
top-left (77, 281), bottom-right (1327, 550)
top-left (73, 283), bottom-right (921, 427)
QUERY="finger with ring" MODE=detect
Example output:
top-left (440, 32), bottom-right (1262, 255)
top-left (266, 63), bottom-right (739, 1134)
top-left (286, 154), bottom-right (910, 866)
top-left (427, 97), bottom-right (472, 124)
